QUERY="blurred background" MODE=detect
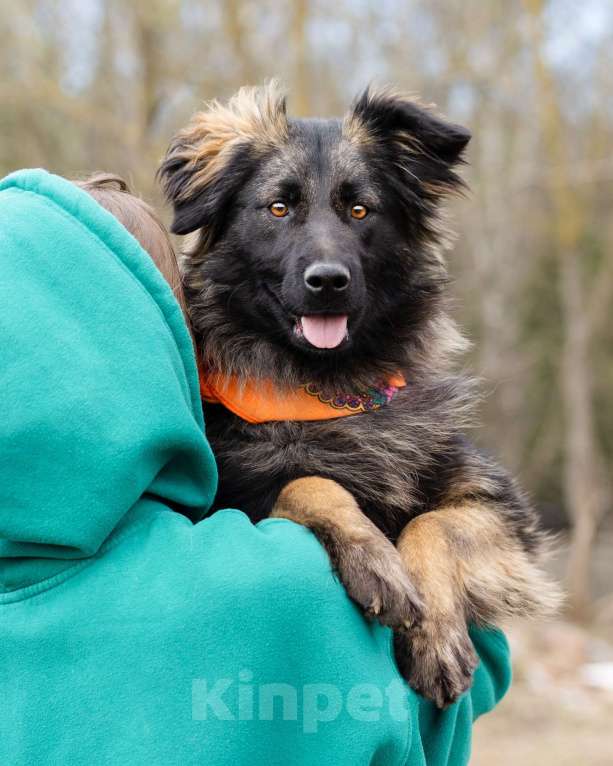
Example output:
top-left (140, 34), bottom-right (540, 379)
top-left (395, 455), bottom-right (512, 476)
top-left (2, 1), bottom-right (612, 762)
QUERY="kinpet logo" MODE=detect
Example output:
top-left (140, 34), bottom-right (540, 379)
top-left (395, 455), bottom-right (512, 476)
top-left (193, 670), bottom-right (410, 733)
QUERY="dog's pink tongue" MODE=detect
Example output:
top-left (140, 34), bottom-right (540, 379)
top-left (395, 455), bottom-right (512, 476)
top-left (301, 315), bottom-right (348, 349)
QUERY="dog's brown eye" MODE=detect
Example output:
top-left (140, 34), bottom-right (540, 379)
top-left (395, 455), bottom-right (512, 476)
top-left (270, 201), bottom-right (289, 218)
top-left (351, 204), bottom-right (368, 220)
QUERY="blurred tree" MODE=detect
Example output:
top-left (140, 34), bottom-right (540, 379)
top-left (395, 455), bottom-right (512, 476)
top-left (524, 0), bottom-right (611, 620)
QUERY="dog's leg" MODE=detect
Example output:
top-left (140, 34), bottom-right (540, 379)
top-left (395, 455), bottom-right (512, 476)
top-left (272, 477), bottom-right (423, 628)
top-left (394, 502), bottom-right (560, 708)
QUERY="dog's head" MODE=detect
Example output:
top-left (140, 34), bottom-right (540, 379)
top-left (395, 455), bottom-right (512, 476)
top-left (159, 82), bottom-right (470, 387)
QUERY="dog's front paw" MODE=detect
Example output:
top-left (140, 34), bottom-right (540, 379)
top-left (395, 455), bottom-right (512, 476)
top-left (271, 477), bottom-right (422, 629)
top-left (331, 535), bottom-right (423, 629)
top-left (394, 619), bottom-right (479, 708)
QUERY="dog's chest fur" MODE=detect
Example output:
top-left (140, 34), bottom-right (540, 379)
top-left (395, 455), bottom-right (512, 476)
top-left (204, 381), bottom-right (465, 540)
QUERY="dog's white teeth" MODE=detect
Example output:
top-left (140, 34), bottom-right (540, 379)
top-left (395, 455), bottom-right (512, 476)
top-left (294, 320), bottom-right (303, 337)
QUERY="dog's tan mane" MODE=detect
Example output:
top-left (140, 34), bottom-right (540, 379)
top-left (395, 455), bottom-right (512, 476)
top-left (165, 81), bottom-right (289, 202)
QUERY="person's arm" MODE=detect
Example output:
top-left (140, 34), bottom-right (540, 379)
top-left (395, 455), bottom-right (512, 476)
top-left (271, 477), bottom-right (511, 764)
top-left (180, 507), bottom-right (511, 766)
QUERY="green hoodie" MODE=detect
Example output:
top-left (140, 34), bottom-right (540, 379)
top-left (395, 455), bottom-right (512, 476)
top-left (0, 169), bottom-right (510, 766)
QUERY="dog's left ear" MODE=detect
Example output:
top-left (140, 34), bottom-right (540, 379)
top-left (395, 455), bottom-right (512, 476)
top-left (345, 87), bottom-right (470, 197)
top-left (158, 81), bottom-right (288, 238)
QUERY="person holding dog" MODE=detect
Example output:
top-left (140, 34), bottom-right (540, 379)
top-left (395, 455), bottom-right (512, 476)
top-left (0, 168), bottom-right (510, 766)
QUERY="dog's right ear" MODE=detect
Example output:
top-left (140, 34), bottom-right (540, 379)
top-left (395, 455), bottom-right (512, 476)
top-left (158, 82), bottom-right (288, 237)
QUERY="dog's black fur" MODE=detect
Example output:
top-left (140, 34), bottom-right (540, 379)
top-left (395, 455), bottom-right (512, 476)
top-left (160, 83), bottom-right (558, 707)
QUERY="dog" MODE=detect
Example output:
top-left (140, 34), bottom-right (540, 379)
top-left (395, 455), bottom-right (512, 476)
top-left (159, 82), bottom-right (559, 707)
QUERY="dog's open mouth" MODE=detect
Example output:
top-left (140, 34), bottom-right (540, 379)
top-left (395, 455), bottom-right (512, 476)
top-left (294, 315), bottom-right (349, 350)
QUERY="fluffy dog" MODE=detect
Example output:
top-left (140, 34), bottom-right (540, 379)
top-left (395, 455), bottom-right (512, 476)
top-left (159, 83), bottom-right (559, 707)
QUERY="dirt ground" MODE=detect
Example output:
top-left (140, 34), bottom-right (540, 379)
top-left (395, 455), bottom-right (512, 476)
top-left (471, 529), bottom-right (613, 765)
top-left (472, 676), bottom-right (613, 766)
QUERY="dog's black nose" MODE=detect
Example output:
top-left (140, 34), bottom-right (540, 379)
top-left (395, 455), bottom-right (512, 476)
top-left (304, 262), bottom-right (351, 294)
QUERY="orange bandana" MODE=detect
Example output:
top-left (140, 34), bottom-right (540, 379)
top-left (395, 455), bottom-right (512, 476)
top-left (199, 371), bottom-right (406, 424)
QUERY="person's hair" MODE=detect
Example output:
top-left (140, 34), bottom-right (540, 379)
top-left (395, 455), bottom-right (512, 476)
top-left (74, 173), bottom-right (189, 318)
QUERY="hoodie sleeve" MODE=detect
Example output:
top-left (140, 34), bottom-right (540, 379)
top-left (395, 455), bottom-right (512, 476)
top-left (403, 627), bottom-right (511, 766)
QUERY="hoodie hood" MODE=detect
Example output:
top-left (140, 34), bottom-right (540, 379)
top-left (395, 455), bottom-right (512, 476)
top-left (0, 169), bottom-right (217, 592)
